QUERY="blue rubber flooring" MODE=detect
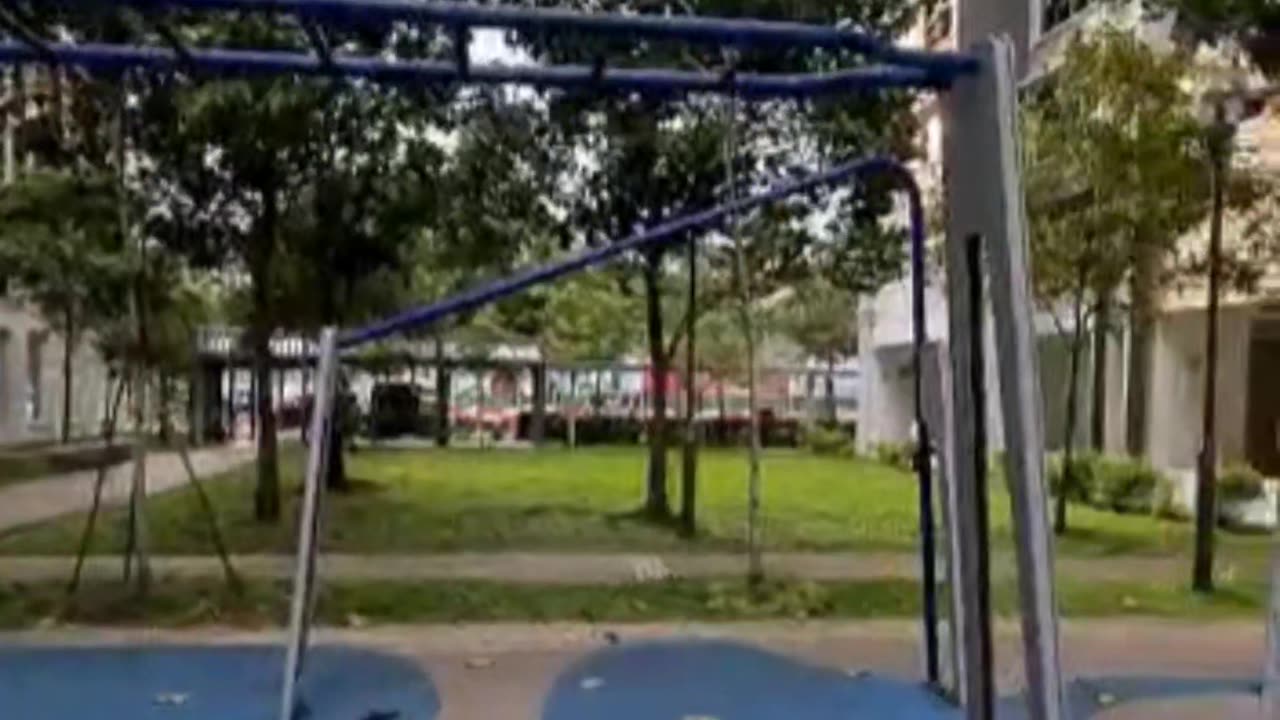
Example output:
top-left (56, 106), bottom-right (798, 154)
top-left (542, 639), bottom-right (962, 720)
top-left (0, 644), bottom-right (440, 720)
top-left (541, 639), bottom-right (1261, 720)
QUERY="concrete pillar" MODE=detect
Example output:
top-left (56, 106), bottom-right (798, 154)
top-left (276, 366), bottom-right (285, 411)
top-left (225, 368), bottom-right (236, 440)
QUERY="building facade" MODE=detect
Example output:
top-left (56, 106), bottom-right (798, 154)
top-left (859, 0), bottom-right (1280, 492)
top-left (0, 297), bottom-right (112, 445)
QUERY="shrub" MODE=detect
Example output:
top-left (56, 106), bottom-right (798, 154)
top-left (1151, 477), bottom-right (1187, 521)
top-left (1218, 463), bottom-right (1266, 504)
top-left (1090, 456), bottom-right (1165, 514)
top-left (1046, 452), bottom-right (1097, 503)
top-left (873, 441), bottom-right (917, 473)
top-left (802, 425), bottom-right (855, 457)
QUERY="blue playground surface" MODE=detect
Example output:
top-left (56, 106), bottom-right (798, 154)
top-left (0, 644), bottom-right (440, 720)
top-left (541, 639), bottom-right (1261, 720)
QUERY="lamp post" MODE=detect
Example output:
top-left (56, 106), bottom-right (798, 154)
top-left (1193, 94), bottom-right (1245, 593)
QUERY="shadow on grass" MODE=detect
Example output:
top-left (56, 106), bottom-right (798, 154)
top-left (605, 506), bottom-right (683, 531)
top-left (1052, 525), bottom-right (1183, 557)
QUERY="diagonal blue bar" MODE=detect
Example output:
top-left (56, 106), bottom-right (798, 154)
top-left (0, 41), bottom-right (945, 97)
top-left (339, 155), bottom-right (919, 349)
top-left (83, 0), bottom-right (979, 78)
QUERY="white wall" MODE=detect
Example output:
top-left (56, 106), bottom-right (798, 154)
top-left (857, 273), bottom-right (1083, 453)
top-left (1145, 308), bottom-right (1251, 472)
top-left (0, 300), bottom-right (111, 445)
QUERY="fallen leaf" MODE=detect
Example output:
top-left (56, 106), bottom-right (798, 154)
top-left (465, 657), bottom-right (495, 670)
top-left (154, 693), bottom-right (190, 706)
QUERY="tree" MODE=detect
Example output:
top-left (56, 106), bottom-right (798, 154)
top-left (1028, 29), bottom-right (1208, 462)
top-left (134, 16), bottom-right (449, 519)
top-left (1022, 28), bottom-right (1209, 530)
top-left (0, 170), bottom-right (126, 442)
top-left (774, 278), bottom-right (860, 426)
top-left (1022, 28), bottom-right (1278, 541)
top-left (514, 0), bottom-right (922, 522)
top-left (1022, 49), bottom-right (1132, 534)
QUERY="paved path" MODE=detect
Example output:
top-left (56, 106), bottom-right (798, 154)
top-left (1, 619), bottom-right (1267, 719)
top-left (0, 550), bottom-right (1198, 584)
top-left (0, 443), bottom-right (256, 534)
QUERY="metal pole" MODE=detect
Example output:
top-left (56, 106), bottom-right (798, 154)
top-left (909, 168), bottom-right (941, 686)
top-left (967, 235), bottom-right (994, 714)
top-left (1194, 106), bottom-right (1230, 593)
top-left (279, 327), bottom-right (338, 720)
top-left (1265, 541), bottom-right (1280, 718)
top-left (945, 38), bottom-right (1064, 720)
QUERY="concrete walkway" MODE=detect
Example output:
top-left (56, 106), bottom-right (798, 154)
top-left (0, 550), bottom-right (1195, 585)
top-left (0, 443), bottom-right (256, 534)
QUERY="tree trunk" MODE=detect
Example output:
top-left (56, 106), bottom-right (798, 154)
top-left (1126, 241), bottom-right (1158, 457)
top-left (60, 308), bottom-right (74, 444)
top-left (531, 362), bottom-right (547, 445)
top-left (1090, 293), bottom-right (1111, 451)
top-left (680, 239), bottom-right (699, 537)
top-left (251, 192), bottom-right (280, 523)
top-left (326, 404), bottom-right (349, 492)
top-left (125, 367), bottom-right (150, 595)
top-left (158, 372), bottom-right (173, 445)
top-left (434, 334), bottom-right (450, 447)
top-left (642, 255), bottom-right (671, 520)
top-left (1056, 295), bottom-right (1087, 535)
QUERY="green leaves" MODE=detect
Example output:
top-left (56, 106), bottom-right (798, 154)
top-left (1022, 26), bottom-right (1205, 313)
top-left (0, 170), bottom-right (128, 341)
top-left (772, 277), bottom-right (859, 363)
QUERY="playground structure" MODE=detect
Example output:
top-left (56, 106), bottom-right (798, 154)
top-left (0, 2), bottom-right (1273, 720)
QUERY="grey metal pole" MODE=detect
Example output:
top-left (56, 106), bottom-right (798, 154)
top-left (945, 37), bottom-right (1064, 720)
top-left (279, 327), bottom-right (339, 720)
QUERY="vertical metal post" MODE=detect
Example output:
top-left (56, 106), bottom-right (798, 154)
top-left (1266, 540), bottom-right (1280, 718)
top-left (967, 236), bottom-right (994, 714)
top-left (1195, 107), bottom-right (1231, 593)
top-left (932, 342), bottom-right (967, 702)
top-left (279, 327), bottom-right (338, 720)
top-left (908, 174), bottom-right (940, 687)
top-left (946, 37), bottom-right (1064, 720)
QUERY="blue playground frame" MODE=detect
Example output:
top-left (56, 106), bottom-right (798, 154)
top-left (0, 3), bottom-right (1269, 720)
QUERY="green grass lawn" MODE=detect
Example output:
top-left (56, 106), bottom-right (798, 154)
top-left (0, 574), bottom-right (1266, 629)
top-left (0, 446), bottom-right (1269, 564)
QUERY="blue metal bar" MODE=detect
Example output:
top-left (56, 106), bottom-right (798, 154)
top-left (341, 154), bottom-right (923, 355)
top-left (84, 0), bottom-right (979, 78)
top-left (899, 164), bottom-right (940, 687)
top-left (0, 42), bottom-right (947, 97)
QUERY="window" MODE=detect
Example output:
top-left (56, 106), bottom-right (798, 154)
top-left (1042, 0), bottom-right (1094, 35)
